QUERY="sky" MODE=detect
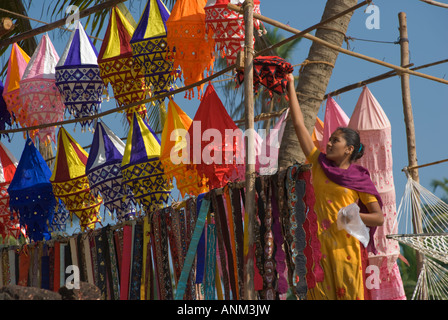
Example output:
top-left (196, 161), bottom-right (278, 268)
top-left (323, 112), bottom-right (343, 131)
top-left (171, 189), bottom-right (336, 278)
top-left (0, 0), bottom-right (447, 231)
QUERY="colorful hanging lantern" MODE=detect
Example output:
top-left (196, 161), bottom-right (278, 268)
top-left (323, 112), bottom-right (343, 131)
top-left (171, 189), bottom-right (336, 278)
top-left (55, 21), bottom-right (104, 131)
top-left (160, 97), bottom-right (208, 197)
top-left (8, 138), bottom-right (56, 241)
top-left (98, 6), bottom-right (148, 123)
top-left (321, 96), bottom-right (349, 153)
top-left (86, 121), bottom-right (137, 222)
top-left (130, 0), bottom-right (177, 99)
top-left (205, 0), bottom-right (261, 65)
top-left (50, 127), bottom-right (103, 230)
top-left (122, 112), bottom-right (171, 212)
top-left (187, 83), bottom-right (244, 190)
top-left (166, 0), bottom-right (215, 99)
top-left (0, 142), bottom-right (23, 241)
top-left (2, 43), bottom-right (30, 128)
top-left (19, 34), bottom-right (65, 144)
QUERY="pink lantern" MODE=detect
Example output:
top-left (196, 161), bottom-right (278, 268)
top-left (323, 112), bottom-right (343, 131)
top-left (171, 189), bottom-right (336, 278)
top-left (205, 0), bottom-right (261, 65)
top-left (19, 34), bottom-right (65, 145)
top-left (321, 96), bottom-right (350, 153)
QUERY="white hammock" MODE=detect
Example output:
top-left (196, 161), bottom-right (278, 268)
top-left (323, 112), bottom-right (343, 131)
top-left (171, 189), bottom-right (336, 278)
top-left (389, 171), bottom-right (448, 300)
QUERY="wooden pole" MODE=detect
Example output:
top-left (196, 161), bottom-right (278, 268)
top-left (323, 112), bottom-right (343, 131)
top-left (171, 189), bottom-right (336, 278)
top-left (0, 17), bottom-right (14, 37)
top-left (0, 0), bottom-right (125, 49)
top-left (243, 0), bottom-right (256, 300)
top-left (398, 11), bottom-right (427, 300)
top-left (227, 5), bottom-right (448, 86)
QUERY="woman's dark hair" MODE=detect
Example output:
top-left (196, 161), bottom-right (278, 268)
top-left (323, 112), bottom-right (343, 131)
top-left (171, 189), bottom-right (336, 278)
top-left (335, 127), bottom-right (364, 161)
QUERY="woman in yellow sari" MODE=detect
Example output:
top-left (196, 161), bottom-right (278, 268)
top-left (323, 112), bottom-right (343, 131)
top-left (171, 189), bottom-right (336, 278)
top-left (286, 74), bottom-right (384, 300)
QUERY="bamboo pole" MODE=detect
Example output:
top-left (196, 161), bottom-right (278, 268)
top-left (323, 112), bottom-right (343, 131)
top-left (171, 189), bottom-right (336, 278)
top-left (243, 0), bottom-right (256, 301)
top-left (398, 12), bottom-right (427, 300)
top-left (0, 0), bottom-right (125, 49)
top-left (0, 17), bottom-right (14, 37)
top-left (227, 4), bottom-right (448, 86)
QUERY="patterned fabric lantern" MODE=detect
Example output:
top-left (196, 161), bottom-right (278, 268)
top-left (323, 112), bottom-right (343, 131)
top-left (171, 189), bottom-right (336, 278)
top-left (160, 97), bottom-right (208, 197)
top-left (166, 0), bottom-right (215, 99)
top-left (130, 0), bottom-right (177, 99)
top-left (205, 0), bottom-right (261, 65)
top-left (98, 6), bottom-right (147, 123)
top-left (0, 142), bottom-right (23, 241)
top-left (321, 96), bottom-right (350, 153)
top-left (348, 86), bottom-right (406, 300)
top-left (86, 121), bottom-right (137, 222)
top-left (8, 138), bottom-right (56, 241)
top-left (122, 112), bottom-right (171, 212)
top-left (2, 43), bottom-right (30, 128)
top-left (187, 83), bottom-right (244, 190)
top-left (50, 127), bottom-right (103, 230)
top-left (55, 21), bottom-right (104, 131)
top-left (19, 34), bottom-right (65, 144)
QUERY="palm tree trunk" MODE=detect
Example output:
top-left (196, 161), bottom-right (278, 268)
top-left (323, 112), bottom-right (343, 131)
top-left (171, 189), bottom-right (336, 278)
top-left (278, 0), bottom-right (357, 169)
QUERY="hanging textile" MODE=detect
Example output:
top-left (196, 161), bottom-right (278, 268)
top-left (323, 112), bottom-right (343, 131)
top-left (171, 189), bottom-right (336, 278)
top-left (2, 43), bottom-right (30, 129)
top-left (205, 0), bottom-right (261, 66)
top-left (160, 97), bottom-right (208, 197)
top-left (98, 6), bottom-right (147, 122)
top-left (166, 0), bottom-right (215, 99)
top-left (19, 34), bottom-right (65, 144)
top-left (130, 0), bottom-right (177, 99)
top-left (8, 138), bottom-right (56, 241)
top-left (236, 56), bottom-right (294, 98)
top-left (348, 86), bottom-right (406, 300)
top-left (86, 121), bottom-right (137, 222)
top-left (187, 83), bottom-right (244, 190)
top-left (55, 21), bottom-right (104, 131)
top-left (321, 96), bottom-right (350, 153)
top-left (50, 127), bottom-right (103, 231)
top-left (0, 141), bottom-right (22, 241)
top-left (121, 112), bottom-right (171, 212)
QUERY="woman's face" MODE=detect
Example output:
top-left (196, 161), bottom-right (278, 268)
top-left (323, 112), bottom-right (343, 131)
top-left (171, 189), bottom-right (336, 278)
top-left (326, 130), bottom-right (352, 162)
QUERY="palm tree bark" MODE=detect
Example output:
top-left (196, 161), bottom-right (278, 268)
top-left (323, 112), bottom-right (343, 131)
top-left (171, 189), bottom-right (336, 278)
top-left (278, 0), bottom-right (357, 169)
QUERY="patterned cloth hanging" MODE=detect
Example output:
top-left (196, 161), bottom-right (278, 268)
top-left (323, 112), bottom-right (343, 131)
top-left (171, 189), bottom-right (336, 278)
top-left (19, 34), bottom-right (65, 144)
top-left (187, 83), bottom-right (244, 190)
top-left (86, 121), bottom-right (137, 222)
top-left (160, 97), bottom-right (208, 197)
top-left (55, 21), bottom-right (104, 131)
top-left (166, 0), bottom-right (215, 99)
top-left (2, 43), bottom-right (30, 129)
top-left (50, 127), bottom-right (102, 230)
top-left (0, 142), bottom-right (22, 241)
top-left (8, 138), bottom-right (56, 241)
top-left (130, 0), bottom-right (177, 100)
top-left (205, 0), bottom-right (261, 66)
top-left (98, 6), bottom-right (148, 123)
top-left (236, 56), bottom-right (294, 98)
top-left (121, 112), bottom-right (171, 212)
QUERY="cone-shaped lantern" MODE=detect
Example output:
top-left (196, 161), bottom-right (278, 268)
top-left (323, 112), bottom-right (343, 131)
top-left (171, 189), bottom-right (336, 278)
top-left (8, 138), bottom-right (56, 241)
top-left (130, 0), bottom-right (177, 100)
top-left (205, 0), bottom-right (261, 65)
top-left (98, 6), bottom-right (148, 123)
top-left (166, 0), bottom-right (215, 99)
top-left (0, 81), bottom-right (12, 137)
top-left (160, 97), bottom-right (208, 197)
top-left (19, 34), bottom-right (65, 144)
top-left (86, 121), bottom-right (137, 222)
top-left (348, 86), bottom-right (405, 300)
top-left (55, 21), bottom-right (104, 131)
top-left (50, 127), bottom-right (102, 230)
top-left (321, 96), bottom-right (350, 153)
top-left (2, 43), bottom-right (30, 128)
top-left (187, 83), bottom-right (244, 189)
top-left (122, 112), bottom-right (171, 212)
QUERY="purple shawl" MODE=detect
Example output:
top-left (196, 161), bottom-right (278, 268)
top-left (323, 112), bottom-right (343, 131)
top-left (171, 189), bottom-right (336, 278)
top-left (318, 153), bottom-right (382, 254)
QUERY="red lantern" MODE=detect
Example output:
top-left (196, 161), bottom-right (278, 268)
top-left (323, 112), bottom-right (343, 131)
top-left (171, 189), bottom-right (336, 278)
top-left (205, 0), bottom-right (261, 66)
